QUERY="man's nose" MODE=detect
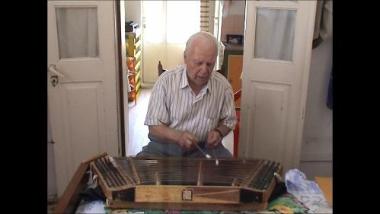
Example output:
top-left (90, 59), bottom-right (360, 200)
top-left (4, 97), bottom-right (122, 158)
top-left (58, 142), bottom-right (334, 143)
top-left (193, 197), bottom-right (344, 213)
top-left (199, 64), bottom-right (209, 74)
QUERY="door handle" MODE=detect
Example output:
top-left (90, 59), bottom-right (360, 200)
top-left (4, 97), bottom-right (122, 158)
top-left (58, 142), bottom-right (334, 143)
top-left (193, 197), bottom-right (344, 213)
top-left (48, 64), bottom-right (65, 87)
top-left (48, 64), bottom-right (65, 77)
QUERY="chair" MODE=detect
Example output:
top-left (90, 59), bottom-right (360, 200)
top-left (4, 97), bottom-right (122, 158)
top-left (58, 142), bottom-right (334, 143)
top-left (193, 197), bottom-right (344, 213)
top-left (158, 61), bottom-right (167, 76)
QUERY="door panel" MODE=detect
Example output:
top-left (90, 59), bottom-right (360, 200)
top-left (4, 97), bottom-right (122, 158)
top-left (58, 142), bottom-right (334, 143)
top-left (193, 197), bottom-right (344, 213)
top-left (247, 82), bottom-right (289, 162)
top-left (63, 83), bottom-right (106, 165)
top-left (240, 1), bottom-right (316, 172)
top-left (48, 1), bottom-right (120, 197)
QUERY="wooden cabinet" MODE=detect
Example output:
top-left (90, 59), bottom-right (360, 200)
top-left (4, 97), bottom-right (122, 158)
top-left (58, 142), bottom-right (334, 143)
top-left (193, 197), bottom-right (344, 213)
top-left (221, 43), bottom-right (243, 107)
top-left (126, 29), bottom-right (142, 102)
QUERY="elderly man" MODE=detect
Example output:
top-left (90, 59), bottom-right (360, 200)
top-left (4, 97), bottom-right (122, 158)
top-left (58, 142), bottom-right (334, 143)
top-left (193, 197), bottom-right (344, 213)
top-left (137, 31), bottom-right (237, 158)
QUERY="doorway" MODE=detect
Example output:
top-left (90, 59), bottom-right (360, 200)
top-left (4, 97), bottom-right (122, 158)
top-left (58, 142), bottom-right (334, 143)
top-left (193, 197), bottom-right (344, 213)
top-left (123, 1), bottom-right (201, 156)
top-left (141, 1), bottom-right (200, 84)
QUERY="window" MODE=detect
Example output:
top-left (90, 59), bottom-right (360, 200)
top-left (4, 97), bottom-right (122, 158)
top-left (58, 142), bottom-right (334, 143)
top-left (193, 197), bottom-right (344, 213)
top-left (56, 7), bottom-right (98, 59)
top-left (254, 8), bottom-right (296, 61)
top-left (143, 1), bottom-right (200, 44)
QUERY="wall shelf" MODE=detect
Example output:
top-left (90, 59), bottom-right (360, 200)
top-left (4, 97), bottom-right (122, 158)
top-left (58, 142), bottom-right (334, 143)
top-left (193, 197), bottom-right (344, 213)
top-left (126, 29), bottom-right (142, 103)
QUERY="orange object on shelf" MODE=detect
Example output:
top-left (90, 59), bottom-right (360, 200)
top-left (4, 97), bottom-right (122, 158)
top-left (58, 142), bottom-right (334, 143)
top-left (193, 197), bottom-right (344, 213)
top-left (127, 57), bottom-right (136, 71)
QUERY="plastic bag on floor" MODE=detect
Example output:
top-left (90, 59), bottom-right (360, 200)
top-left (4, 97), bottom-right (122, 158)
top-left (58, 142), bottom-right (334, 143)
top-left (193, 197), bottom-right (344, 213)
top-left (285, 169), bottom-right (332, 213)
top-left (75, 200), bottom-right (105, 214)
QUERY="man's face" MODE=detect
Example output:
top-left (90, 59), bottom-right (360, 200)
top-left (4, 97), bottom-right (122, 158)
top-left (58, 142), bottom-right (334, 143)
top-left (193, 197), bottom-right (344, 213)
top-left (184, 41), bottom-right (217, 89)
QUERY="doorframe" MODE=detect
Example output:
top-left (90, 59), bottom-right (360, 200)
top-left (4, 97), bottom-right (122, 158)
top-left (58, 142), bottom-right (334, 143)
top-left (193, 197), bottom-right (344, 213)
top-left (115, 0), bottom-right (126, 156)
top-left (293, 3), bottom-right (317, 168)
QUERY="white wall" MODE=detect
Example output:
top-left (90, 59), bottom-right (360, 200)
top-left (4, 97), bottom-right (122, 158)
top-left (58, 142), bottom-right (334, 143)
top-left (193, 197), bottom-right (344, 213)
top-left (125, 1), bottom-right (141, 25)
top-left (299, 1), bottom-right (333, 180)
top-left (220, 0), bottom-right (245, 42)
top-left (300, 35), bottom-right (333, 179)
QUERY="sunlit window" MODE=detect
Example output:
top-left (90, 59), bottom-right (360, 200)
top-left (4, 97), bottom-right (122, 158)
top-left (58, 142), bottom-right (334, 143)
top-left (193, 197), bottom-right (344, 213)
top-left (143, 1), bottom-right (165, 43)
top-left (143, 1), bottom-right (200, 44)
top-left (167, 1), bottom-right (200, 43)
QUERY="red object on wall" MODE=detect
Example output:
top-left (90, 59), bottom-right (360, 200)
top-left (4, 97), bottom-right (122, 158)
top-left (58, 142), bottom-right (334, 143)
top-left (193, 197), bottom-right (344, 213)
top-left (233, 89), bottom-right (241, 158)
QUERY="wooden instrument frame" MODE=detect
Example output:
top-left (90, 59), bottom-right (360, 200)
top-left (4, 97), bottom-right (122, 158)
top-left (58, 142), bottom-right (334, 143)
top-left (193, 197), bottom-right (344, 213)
top-left (55, 153), bottom-right (283, 212)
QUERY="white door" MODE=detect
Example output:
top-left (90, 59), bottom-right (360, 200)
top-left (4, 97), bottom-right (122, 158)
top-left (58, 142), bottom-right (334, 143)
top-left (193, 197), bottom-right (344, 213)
top-left (239, 1), bottom-right (317, 172)
top-left (48, 1), bottom-right (121, 197)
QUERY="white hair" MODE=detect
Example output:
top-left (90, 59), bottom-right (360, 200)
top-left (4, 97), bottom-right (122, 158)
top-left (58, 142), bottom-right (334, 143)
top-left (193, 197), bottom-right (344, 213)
top-left (184, 31), bottom-right (218, 57)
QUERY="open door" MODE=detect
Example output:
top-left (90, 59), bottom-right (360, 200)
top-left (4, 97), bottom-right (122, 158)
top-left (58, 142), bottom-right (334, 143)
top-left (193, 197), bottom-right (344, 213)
top-left (48, 1), bottom-right (121, 197)
top-left (239, 1), bottom-right (317, 172)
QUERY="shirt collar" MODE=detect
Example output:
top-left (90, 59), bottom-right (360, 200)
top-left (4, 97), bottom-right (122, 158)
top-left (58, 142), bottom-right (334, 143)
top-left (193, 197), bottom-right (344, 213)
top-left (180, 66), bottom-right (188, 89)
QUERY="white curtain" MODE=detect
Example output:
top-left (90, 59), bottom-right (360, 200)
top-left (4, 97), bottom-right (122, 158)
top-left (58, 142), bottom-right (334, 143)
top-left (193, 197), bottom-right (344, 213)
top-left (254, 8), bottom-right (296, 61)
top-left (142, 1), bottom-right (200, 84)
top-left (56, 7), bottom-right (98, 59)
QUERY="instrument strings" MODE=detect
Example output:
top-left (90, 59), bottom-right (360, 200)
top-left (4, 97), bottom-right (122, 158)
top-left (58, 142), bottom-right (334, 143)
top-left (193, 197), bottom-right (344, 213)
top-left (108, 158), bottom-right (272, 187)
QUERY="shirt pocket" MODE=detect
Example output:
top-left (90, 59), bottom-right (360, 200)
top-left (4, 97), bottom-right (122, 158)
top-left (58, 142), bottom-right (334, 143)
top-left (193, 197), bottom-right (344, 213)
top-left (201, 115), bottom-right (219, 132)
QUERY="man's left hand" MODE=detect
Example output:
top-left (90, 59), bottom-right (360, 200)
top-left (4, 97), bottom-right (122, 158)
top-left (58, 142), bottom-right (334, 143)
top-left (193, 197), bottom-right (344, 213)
top-left (206, 129), bottom-right (222, 148)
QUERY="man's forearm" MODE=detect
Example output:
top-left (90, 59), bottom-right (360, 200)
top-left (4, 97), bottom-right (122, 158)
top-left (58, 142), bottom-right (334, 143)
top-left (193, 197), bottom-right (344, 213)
top-left (148, 125), bottom-right (181, 144)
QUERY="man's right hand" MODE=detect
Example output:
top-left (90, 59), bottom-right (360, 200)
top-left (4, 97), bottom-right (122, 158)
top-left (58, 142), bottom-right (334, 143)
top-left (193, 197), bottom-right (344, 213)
top-left (177, 131), bottom-right (198, 150)
top-left (148, 125), bottom-right (198, 150)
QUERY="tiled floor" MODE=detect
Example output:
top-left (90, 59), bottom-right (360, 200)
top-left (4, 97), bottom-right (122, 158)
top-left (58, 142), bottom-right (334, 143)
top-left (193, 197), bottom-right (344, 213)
top-left (126, 88), bottom-right (152, 156)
